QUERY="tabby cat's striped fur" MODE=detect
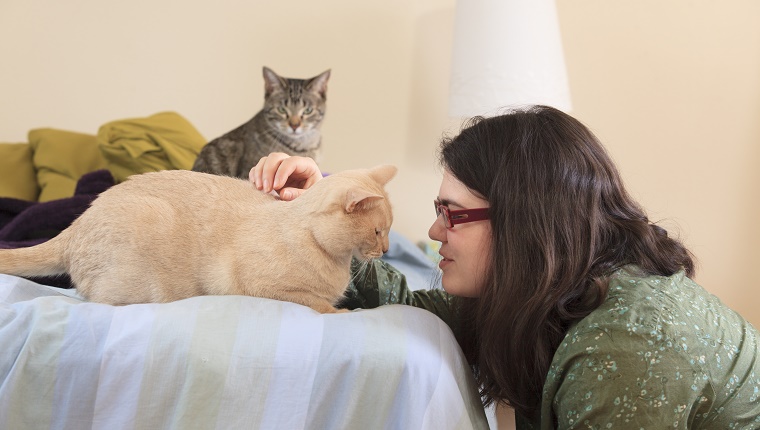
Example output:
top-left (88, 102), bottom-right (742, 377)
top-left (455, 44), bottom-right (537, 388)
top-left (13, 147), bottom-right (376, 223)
top-left (193, 67), bottom-right (330, 178)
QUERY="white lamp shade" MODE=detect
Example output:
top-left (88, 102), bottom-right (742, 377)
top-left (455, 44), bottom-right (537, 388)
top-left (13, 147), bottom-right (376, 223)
top-left (448, 0), bottom-right (572, 117)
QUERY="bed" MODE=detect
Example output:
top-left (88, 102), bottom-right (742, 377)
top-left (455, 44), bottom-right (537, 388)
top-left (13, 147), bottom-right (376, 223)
top-left (0, 274), bottom-right (489, 429)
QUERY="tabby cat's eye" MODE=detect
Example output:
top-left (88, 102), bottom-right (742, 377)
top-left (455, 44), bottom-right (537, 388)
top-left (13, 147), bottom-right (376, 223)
top-left (303, 107), bottom-right (314, 115)
top-left (277, 106), bottom-right (287, 114)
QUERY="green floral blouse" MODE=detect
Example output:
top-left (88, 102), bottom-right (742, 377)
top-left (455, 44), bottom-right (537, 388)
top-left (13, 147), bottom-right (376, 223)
top-left (346, 260), bottom-right (760, 429)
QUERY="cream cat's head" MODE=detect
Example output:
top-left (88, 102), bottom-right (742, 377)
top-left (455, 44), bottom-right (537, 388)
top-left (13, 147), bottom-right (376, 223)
top-left (261, 66), bottom-right (330, 146)
top-left (298, 165), bottom-right (397, 261)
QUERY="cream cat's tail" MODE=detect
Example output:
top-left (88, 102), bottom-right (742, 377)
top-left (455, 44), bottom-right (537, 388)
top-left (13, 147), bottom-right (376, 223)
top-left (0, 234), bottom-right (67, 278)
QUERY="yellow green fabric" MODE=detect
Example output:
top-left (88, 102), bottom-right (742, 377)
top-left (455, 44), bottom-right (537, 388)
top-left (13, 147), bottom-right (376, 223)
top-left (28, 129), bottom-right (108, 202)
top-left (0, 143), bottom-right (40, 201)
top-left (97, 111), bottom-right (206, 182)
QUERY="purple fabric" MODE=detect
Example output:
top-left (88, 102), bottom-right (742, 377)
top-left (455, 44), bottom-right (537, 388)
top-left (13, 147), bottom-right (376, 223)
top-left (0, 170), bottom-right (115, 288)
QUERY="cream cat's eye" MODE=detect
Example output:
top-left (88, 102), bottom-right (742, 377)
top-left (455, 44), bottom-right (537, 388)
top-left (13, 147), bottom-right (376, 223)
top-left (277, 106), bottom-right (287, 114)
top-left (303, 107), bottom-right (314, 115)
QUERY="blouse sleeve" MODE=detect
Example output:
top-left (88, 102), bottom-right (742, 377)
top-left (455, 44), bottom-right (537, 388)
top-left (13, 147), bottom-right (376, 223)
top-left (342, 258), bottom-right (461, 335)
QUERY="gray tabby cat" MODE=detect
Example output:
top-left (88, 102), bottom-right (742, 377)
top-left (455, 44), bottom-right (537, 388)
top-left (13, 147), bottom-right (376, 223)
top-left (192, 66), bottom-right (330, 178)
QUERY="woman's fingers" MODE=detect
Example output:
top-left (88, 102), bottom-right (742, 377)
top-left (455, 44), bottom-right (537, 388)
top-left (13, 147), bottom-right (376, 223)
top-left (249, 153), bottom-right (322, 196)
top-left (250, 152), bottom-right (290, 192)
top-left (278, 187), bottom-right (307, 201)
top-left (273, 157), bottom-right (322, 191)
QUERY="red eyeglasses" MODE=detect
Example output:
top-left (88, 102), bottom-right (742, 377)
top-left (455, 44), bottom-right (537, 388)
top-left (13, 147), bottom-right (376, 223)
top-left (433, 199), bottom-right (490, 229)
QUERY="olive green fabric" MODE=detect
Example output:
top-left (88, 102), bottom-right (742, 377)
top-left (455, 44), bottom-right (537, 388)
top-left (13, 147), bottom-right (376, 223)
top-left (27, 129), bottom-right (108, 202)
top-left (526, 268), bottom-right (760, 429)
top-left (0, 143), bottom-right (39, 201)
top-left (97, 111), bottom-right (206, 182)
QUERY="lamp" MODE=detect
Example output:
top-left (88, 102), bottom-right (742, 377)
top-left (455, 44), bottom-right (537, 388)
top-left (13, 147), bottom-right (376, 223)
top-left (448, 0), bottom-right (572, 117)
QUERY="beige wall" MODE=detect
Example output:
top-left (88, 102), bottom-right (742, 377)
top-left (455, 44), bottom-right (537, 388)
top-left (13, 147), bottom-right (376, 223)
top-left (557, 1), bottom-right (760, 328)
top-left (1, 0), bottom-right (758, 332)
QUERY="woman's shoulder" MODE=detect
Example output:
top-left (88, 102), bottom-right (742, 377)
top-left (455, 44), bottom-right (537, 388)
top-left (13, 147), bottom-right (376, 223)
top-left (539, 266), bottom-right (760, 428)
top-left (559, 266), bottom-right (757, 362)
top-left (550, 268), bottom-right (706, 380)
top-left (573, 265), bottom-right (745, 336)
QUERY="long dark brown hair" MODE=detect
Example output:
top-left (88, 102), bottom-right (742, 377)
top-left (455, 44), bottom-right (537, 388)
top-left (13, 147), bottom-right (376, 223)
top-left (441, 105), bottom-right (694, 419)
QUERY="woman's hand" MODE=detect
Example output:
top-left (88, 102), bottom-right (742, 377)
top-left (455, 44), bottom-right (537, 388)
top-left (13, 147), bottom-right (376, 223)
top-left (249, 153), bottom-right (322, 201)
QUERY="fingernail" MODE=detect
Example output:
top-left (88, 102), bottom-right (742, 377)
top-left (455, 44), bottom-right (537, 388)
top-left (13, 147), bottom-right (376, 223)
top-left (282, 190), bottom-right (292, 200)
top-left (263, 179), bottom-right (270, 191)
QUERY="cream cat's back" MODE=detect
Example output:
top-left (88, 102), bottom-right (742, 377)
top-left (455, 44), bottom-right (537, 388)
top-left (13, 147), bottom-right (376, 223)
top-left (73, 170), bottom-right (274, 256)
top-left (98, 170), bottom-right (273, 213)
top-left (68, 170), bottom-right (279, 304)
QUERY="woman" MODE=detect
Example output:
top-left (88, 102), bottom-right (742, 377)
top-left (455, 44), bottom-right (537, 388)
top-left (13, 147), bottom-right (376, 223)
top-left (251, 105), bottom-right (760, 429)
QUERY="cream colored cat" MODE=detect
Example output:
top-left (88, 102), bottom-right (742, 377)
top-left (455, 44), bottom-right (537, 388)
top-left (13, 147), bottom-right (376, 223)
top-left (0, 166), bottom-right (396, 313)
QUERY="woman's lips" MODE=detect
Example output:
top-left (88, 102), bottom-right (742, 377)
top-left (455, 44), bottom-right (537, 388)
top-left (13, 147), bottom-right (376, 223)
top-left (438, 252), bottom-right (453, 270)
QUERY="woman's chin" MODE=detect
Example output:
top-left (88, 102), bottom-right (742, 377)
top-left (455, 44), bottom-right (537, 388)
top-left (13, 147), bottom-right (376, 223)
top-left (441, 272), bottom-right (482, 298)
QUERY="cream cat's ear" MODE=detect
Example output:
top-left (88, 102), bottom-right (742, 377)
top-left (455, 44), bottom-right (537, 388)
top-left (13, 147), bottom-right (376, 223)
top-left (368, 165), bottom-right (397, 186)
top-left (345, 189), bottom-right (384, 213)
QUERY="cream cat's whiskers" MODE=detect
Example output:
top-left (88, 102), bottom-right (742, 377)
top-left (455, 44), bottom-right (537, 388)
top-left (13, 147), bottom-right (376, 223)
top-left (352, 259), bottom-right (380, 290)
top-left (348, 260), bottom-right (370, 287)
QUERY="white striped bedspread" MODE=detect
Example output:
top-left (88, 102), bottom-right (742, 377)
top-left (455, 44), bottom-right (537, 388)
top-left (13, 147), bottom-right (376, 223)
top-left (0, 274), bottom-right (488, 430)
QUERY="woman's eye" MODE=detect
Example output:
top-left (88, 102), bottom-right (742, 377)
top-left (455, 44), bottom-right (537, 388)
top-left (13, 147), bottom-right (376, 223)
top-left (277, 107), bottom-right (287, 114)
top-left (303, 107), bottom-right (313, 115)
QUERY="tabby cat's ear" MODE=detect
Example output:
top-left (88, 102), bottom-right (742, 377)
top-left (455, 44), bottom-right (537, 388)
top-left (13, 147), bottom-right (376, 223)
top-left (345, 189), bottom-right (384, 214)
top-left (368, 165), bottom-right (397, 186)
top-left (306, 69), bottom-right (331, 100)
top-left (263, 67), bottom-right (287, 97)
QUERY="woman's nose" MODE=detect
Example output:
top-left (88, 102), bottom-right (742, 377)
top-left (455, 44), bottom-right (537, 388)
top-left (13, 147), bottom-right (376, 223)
top-left (428, 215), bottom-right (446, 242)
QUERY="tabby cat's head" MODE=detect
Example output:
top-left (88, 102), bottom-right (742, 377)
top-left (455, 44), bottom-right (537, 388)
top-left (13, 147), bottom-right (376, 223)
top-left (262, 66), bottom-right (330, 142)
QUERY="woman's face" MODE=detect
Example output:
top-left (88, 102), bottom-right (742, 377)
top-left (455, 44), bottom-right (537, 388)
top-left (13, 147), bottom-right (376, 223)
top-left (428, 170), bottom-right (492, 298)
